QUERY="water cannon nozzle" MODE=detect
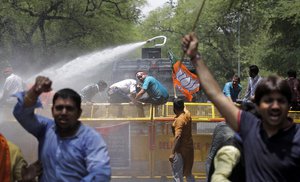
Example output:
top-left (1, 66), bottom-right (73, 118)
top-left (146, 36), bottom-right (167, 47)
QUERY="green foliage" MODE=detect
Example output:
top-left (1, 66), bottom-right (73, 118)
top-left (1, 0), bottom-right (299, 82)
top-left (139, 0), bottom-right (300, 87)
top-left (260, 0), bottom-right (300, 76)
top-left (0, 0), bottom-right (146, 74)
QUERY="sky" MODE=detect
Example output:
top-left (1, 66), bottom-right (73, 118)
top-left (141, 0), bottom-right (177, 17)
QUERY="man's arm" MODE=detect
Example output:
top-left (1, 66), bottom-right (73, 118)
top-left (135, 89), bottom-right (146, 100)
top-left (169, 117), bottom-right (184, 163)
top-left (223, 83), bottom-right (233, 102)
top-left (182, 33), bottom-right (239, 131)
top-left (211, 146), bottom-right (241, 182)
top-left (13, 76), bottom-right (53, 137)
top-left (82, 132), bottom-right (111, 182)
top-left (169, 135), bottom-right (181, 163)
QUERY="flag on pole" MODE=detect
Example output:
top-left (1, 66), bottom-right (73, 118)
top-left (169, 51), bottom-right (200, 101)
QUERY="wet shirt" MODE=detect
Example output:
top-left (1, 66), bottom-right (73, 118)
top-left (108, 79), bottom-right (136, 95)
top-left (2, 74), bottom-right (24, 103)
top-left (238, 111), bottom-right (300, 182)
top-left (223, 82), bottom-right (242, 102)
top-left (13, 92), bottom-right (111, 182)
top-left (142, 76), bottom-right (168, 101)
top-left (80, 84), bottom-right (100, 102)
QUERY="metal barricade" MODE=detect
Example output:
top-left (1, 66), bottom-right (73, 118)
top-left (1, 102), bottom-right (300, 181)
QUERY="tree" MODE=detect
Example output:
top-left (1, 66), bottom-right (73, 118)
top-left (140, 0), bottom-right (300, 86)
top-left (140, 0), bottom-right (263, 84)
top-left (0, 0), bottom-right (146, 75)
top-left (259, 0), bottom-right (300, 76)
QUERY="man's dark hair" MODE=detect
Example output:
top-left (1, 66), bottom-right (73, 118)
top-left (254, 75), bottom-right (292, 105)
top-left (97, 80), bottom-right (107, 88)
top-left (53, 88), bottom-right (81, 109)
top-left (287, 69), bottom-right (297, 78)
top-left (249, 65), bottom-right (259, 75)
top-left (173, 98), bottom-right (184, 111)
top-left (232, 75), bottom-right (240, 83)
top-left (240, 102), bottom-right (260, 117)
top-left (135, 71), bottom-right (147, 79)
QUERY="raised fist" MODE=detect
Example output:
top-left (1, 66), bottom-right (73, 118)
top-left (33, 76), bottom-right (52, 95)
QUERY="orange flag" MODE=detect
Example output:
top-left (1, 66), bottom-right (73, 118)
top-left (172, 61), bottom-right (200, 101)
top-left (0, 134), bottom-right (11, 182)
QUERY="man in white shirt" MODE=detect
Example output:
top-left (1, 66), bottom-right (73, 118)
top-left (243, 65), bottom-right (262, 102)
top-left (0, 66), bottom-right (24, 104)
top-left (107, 79), bottom-right (137, 103)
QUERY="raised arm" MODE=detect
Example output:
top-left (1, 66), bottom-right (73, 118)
top-left (182, 33), bottom-right (240, 131)
top-left (13, 76), bottom-right (53, 137)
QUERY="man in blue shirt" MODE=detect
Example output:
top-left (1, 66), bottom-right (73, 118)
top-left (135, 71), bottom-right (169, 105)
top-left (223, 75), bottom-right (242, 102)
top-left (13, 76), bottom-right (111, 182)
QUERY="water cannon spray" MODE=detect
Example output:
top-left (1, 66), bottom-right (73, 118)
top-left (146, 36), bottom-right (167, 47)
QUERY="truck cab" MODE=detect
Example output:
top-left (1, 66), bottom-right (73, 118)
top-left (111, 47), bottom-right (203, 102)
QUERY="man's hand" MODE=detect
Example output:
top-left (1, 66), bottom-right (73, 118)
top-left (182, 32), bottom-right (200, 61)
top-left (169, 154), bottom-right (175, 163)
top-left (32, 76), bottom-right (52, 95)
top-left (22, 160), bottom-right (42, 182)
top-left (24, 76), bottom-right (52, 107)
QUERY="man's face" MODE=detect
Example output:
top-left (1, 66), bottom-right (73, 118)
top-left (136, 72), bottom-right (146, 83)
top-left (2, 69), bottom-right (12, 78)
top-left (258, 92), bottom-right (290, 129)
top-left (52, 97), bottom-right (82, 133)
top-left (249, 70), bottom-right (256, 78)
top-left (232, 78), bottom-right (239, 88)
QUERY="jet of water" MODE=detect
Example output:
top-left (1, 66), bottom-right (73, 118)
top-left (29, 41), bottom-right (146, 89)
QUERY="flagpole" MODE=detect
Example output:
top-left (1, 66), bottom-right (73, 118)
top-left (173, 83), bottom-right (177, 99)
top-left (180, 0), bottom-right (207, 64)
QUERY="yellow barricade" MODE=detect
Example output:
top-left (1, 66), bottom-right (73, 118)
top-left (1, 102), bottom-right (300, 180)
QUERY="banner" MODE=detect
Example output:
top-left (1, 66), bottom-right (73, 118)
top-left (172, 61), bottom-right (200, 101)
top-left (96, 122), bottom-right (130, 168)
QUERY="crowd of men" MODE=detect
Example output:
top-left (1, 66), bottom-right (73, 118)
top-left (0, 31), bottom-right (300, 182)
top-left (0, 65), bottom-right (171, 181)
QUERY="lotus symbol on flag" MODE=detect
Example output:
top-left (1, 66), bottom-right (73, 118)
top-left (176, 68), bottom-right (199, 91)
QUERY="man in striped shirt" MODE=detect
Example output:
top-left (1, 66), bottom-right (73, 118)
top-left (243, 65), bottom-right (262, 102)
